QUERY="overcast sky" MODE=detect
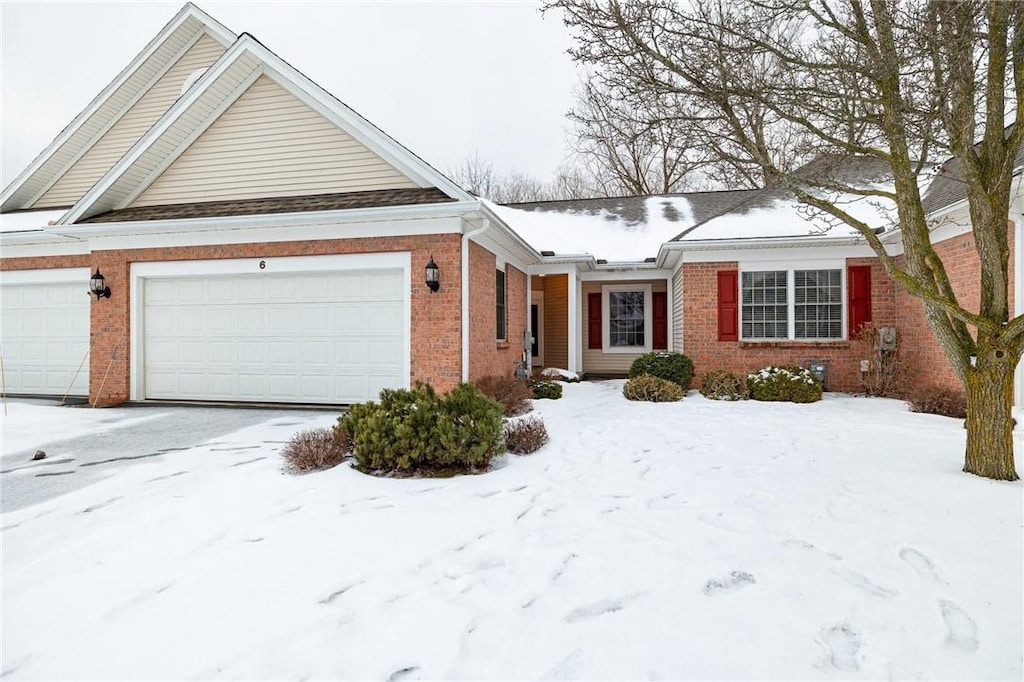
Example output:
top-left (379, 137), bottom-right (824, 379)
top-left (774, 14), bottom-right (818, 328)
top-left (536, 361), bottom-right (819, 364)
top-left (1, 1), bottom-right (582, 191)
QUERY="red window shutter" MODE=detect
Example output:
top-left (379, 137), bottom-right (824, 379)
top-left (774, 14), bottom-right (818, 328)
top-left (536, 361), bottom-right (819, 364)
top-left (717, 270), bottom-right (739, 342)
top-left (653, 291), bottom-right (668, 349)
top-left (848, 265), bottom-right (872, 338)
top-left (588, 292), bottom-right (602, 349)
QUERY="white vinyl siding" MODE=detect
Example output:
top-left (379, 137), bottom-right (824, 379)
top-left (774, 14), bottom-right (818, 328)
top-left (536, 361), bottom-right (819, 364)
top-left (131, 76), bottom-right (418, 206)
top-left (0, 280), bottom-right (90, 396)
top-left (34, 35), bottom-right (227, 208)
top-left (671, 268), bottom-right (684, 352)
top-left (141, 268), bottom-right (406, 404)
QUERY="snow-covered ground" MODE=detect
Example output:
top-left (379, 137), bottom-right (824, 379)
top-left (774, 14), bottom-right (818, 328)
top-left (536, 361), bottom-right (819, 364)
top-left (2, 383), bottom-right (1021, 680)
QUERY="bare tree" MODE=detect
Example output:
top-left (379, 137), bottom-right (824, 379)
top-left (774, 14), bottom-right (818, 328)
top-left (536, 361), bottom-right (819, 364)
top-left (547, 0), bottom-right (1023, 480)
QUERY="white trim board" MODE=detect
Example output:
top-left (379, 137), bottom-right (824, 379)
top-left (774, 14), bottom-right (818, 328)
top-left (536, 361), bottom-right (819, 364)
top-left (0, 267), bottom-right (91, 285)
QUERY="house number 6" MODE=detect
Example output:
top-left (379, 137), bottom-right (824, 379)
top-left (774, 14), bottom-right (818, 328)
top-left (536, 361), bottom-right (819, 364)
top-left (259, 260), bottom-right (266, 270)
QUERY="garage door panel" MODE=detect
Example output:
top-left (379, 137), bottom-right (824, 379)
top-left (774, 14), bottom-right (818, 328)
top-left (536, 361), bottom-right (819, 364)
top-left (1, 280), bottom-right (90, 396)
top-left (143, 268), bottom-right (405, 403)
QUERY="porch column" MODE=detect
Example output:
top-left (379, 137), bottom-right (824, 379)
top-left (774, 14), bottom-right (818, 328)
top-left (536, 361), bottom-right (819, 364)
top-left (568, 269), bottom-right (579, 373)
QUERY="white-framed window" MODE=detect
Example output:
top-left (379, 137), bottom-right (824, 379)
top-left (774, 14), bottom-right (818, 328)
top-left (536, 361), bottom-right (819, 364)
top-left (741, 267), bottom-right (845, 341)
top-left (495, 267), bottom-right (507, 342)
top-left (602, 283), bottom-right (653, 353)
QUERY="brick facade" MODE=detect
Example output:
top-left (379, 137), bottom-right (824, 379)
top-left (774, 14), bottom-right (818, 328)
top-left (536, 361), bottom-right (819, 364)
top-left (680, 258), bottom-right (897, 391)
top-left (894, 224), bottom-right (1016, 390)
top-left (2, 234), bottom-right (464, 405)
top-left (467, 240), bottom-right (527, 381)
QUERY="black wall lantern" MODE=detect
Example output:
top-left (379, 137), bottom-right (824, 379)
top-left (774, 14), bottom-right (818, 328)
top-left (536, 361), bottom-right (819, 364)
top-left (425, 255), bottom-right (440, 293)
top-left (89, 268), bottom-right (111, 300)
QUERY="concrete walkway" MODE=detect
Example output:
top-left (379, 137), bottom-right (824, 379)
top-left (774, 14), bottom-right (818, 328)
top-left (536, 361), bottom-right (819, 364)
top-left (1, 401), bottom-right (331, 513)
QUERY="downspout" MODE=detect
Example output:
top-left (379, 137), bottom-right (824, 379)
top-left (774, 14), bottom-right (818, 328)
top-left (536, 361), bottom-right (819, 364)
top-left (462, 218), bottom-right (490, 382)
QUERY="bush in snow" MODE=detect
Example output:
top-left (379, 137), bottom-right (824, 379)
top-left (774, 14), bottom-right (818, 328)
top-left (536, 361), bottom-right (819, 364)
top-left (747, 366), bottom-right (823, 403)
top-left (474, 374), bottom-right (533, 417)
top-left (905, 386), bottom-right (967, 419)
top-left (504, 415), bottom-right (549, 454)
top-left (699, 369), bottom-right (750, 401)
top-left (281, 426), bottom-right (351, 473)
top-left (623, 374), bottom-right (684, 402)
top-left (531, 381), bottom-right (563, 400)
top-left (340, 382), bottom-right (504, 476)
top-left (540, 367), bottom-right (580, 383)
top-left (628, 351), bottom-right (694, 390)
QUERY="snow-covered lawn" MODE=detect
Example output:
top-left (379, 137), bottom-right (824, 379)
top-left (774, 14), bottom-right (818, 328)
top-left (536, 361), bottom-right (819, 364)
top-left (2, 383), bottom-right (1021, 680)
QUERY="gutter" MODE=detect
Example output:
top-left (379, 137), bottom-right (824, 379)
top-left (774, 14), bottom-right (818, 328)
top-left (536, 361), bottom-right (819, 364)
top-left (462, 218), bottom-right (490, 382)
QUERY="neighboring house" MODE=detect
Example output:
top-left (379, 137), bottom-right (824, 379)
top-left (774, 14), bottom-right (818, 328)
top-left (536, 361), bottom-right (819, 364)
top-left (2, 4), bottom-right (1020, 407)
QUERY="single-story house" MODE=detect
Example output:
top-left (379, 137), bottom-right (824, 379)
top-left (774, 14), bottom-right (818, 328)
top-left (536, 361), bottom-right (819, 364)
top-left (2, 3), bottom-right (1021, 407)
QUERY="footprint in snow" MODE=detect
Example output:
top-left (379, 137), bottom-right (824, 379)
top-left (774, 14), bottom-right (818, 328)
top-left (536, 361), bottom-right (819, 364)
top-left (703, 571), bottom-right (756, 596)
top-left (540, 649), bottom-right (583, 681)
top-left (565, 598), bottom-right (625, 623)
top-left (899, 547), bottom-right (941, 583)
top-left (817, 623), bottom-right (861, 672)
top-left (939, 600), bottom-right (979, 654)
top-left (386, 666), bottom-right (420, 682)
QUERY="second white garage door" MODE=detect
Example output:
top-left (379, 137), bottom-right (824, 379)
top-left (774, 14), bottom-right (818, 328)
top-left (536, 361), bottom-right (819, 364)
top-left (142, 268), bottom-right (406, 404)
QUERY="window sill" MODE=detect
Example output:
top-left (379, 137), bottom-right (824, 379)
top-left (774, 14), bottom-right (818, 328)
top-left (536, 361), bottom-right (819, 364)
top-left (739, 340), bottom-right (849, 349)
top-left (496, 341), bottom-right (509, 350)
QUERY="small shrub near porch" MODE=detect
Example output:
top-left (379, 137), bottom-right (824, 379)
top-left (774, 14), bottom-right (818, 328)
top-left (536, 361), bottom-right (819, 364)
top-left (628, 352), bottom-right (694, 390)
top-left (699, 370), bottom-right (750, 401)
top-left (623, 374), bottom-right (684, 402)
top-left (474, 374), bottom-right (533, 417)
top-left (531, 381), bottom-right (563, 400)
top-left (747, 366), bottom-right (823, 403)
top-left (504, 415), bottom-right (549, 454)
top-left (340, 382), bottom-right (504, 476)
top-left (905, 386), bottom-right (967, 419)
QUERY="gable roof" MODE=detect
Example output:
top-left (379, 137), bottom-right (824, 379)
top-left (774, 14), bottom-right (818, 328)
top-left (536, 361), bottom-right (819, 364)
top-left (60, 31), bottom-right (472, 224)
top-left (1, 3), bottom-right (235, 212)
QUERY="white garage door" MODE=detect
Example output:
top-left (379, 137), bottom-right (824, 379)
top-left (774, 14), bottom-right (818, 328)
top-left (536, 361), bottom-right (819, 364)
top-left (142, 268), bottom-right (406, 404)
top-left (0, 280), bottom-right (90, 396)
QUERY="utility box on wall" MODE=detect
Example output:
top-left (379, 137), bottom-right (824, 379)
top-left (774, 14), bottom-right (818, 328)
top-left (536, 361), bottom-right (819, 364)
top-left (804, 359), bottom-right (831, 390)
top-left (878, 326), bottom-right (897, 352)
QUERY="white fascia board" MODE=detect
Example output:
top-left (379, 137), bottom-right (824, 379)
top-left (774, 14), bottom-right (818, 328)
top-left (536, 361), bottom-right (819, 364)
top-left (580, 269), bottom-right (673, 281)
top-left (678, 243), bottom-right (880, 265)
top-left (1, 4), bottom-right (236, 209)
top-left (0, 267), bottom-right (91, 285)
top-left (61, 36), bottom-right (258, 225)
top-left (470, 231), bottom-right (531, 276)
top-left (253, 47), bottom-right (473, 202)
top-left (0, 240), bottom-right (90, 259)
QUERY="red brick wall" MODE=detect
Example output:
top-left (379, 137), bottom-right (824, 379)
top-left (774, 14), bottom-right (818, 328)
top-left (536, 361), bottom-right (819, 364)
top-left (681, 258), bottom-right (896, 391)
top-left (3, 235), bottom-right (463, 405)
top-left (895, 224), bottom-right (1016, 391)
top-left (467, 240), bottom-right (527, 381)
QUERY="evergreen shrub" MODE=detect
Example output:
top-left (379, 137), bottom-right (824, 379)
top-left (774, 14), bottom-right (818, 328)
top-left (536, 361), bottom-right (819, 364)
top-left (747, 366), bottom-right (823, 403)
top-left (623, 374), bottom-right (684, 402)
top-left (628, 352), bottom-right (694, 389)
top-left (699, 370), bottom-right (751, 401)
top-left (339, 382), bottom-right (504, 476)
top-left (531, 381), bottom-right (563, 400)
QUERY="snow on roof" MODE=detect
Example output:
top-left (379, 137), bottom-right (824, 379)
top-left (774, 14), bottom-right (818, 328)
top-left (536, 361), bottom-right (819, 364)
top-left (678, 185), bottom-right (899, 242)
top-left (487, 196), bottom-right (697, 263)
top-left (0, 209), bottom-right (67, 233)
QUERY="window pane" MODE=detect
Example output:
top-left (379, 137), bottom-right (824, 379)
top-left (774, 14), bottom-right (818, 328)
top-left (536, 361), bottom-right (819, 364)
top-left (495, 269), bottom-right (506, 341)
top-left (741, 271), bottom-right (787, 339)
top-left (794, 269), bottom-right (842, 339)
top-left (609, 291), bottom-right (645, 347)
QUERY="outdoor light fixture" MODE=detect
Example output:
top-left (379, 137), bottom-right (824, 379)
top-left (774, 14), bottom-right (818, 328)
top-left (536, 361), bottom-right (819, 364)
top-left (89, 268), bottom-right (111, 300)
top-left (425, 255), bottom-right (440, 293)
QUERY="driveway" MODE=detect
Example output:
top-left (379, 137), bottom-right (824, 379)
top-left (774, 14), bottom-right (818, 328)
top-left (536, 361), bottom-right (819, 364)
top-left (0, 400), bottom-right (332, 513)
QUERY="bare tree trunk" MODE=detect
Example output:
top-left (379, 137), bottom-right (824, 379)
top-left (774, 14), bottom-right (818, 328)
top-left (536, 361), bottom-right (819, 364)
top-left (964, 350), bottom-right (1020, 481)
